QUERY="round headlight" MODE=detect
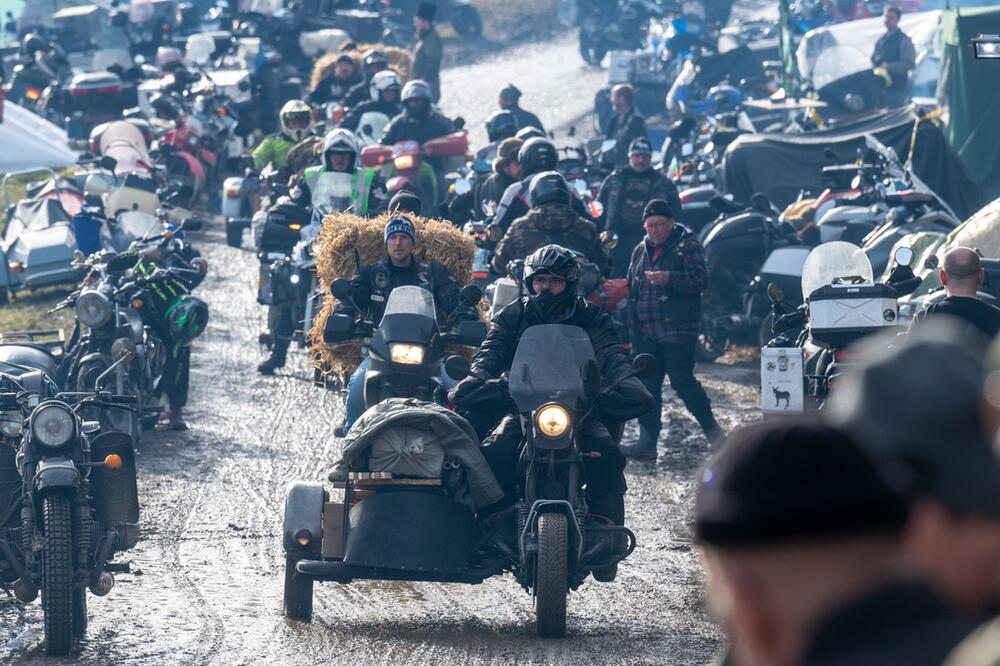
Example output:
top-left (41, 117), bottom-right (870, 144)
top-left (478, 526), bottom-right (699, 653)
top-left (535, 404), bottom-right (571, 438)
top-left (0, 410), bottom-right (22, 438)
top-left (75, 289), bottom-right (113, 328)
top-left (31, 403), bottom-right (76, 448)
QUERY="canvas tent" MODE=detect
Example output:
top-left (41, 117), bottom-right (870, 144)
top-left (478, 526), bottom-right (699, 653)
top-left (721, 105), bottom-right (984, 220)
top-left (0, 101), bottom-right (78, 173)
top-left (939, 5), bottom-right (1000, 199)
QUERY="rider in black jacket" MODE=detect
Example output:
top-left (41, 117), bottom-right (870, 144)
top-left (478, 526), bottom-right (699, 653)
top-left (451, 245), bottom-right (652, 571)
top-left (334, 215), bottom-right (473, 435)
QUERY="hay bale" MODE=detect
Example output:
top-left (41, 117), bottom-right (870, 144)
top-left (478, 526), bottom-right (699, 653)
top-left (309, 45), bottom-right (413, 96)
top-left (307, 212), bottom-right (476, 375)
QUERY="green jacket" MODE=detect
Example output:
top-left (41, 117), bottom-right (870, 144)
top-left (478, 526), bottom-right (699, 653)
top-left (302, 166), bottom-right (377, 217)
top-left (252, 133), bottom-right (297, 170)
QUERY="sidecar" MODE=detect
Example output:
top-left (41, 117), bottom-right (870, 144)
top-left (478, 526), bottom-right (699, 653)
top-left (281, 396), bottom-right (636, 636)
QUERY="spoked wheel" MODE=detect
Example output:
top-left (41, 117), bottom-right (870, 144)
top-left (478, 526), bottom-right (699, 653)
top-left (41, 494), bottom-right (75, 656)
top-left (534, 512), bottom-right (568, 638)
top-left (283, 554), bottom-right (313, 622)
top-left (451, 5), bottom-right (482, 37)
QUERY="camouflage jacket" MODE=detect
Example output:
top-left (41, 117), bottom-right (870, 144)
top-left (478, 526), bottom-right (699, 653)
top-left (491, 204), bottom-right (607, 275)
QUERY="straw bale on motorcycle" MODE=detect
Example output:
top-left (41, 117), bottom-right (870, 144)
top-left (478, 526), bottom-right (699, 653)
top-left (307, 210), bottom-right (478, 377)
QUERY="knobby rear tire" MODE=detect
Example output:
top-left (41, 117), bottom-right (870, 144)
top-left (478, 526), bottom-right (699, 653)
top-left (535, 512), bottom-right (568, 638)
top-left (42, 494), bottom-right (75, 656)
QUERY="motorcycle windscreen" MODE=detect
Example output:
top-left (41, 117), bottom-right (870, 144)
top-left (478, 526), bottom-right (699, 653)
top-left (801, 240), bottom-right (874, 300)
top-left (312, 172), bottom-right (354, 215)
top-left (377, 286), bottom-right (438, 343)
top-left (117, 211), bottom-right (160, 240)
top-left (508, 324), bottom-right (599, 414)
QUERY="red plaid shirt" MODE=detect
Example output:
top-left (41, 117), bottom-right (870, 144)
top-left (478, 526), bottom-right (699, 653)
top-left (627, 226), bottom-right (709, 341)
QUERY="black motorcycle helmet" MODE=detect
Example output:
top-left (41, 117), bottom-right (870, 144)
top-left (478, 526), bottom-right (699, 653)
top-left (523, 244), bottom-right (580, 295)
top-left (485, 110), bottom-right (519, 143)
top-left (23, 33), bottom-right (47, 57)
top-left (518, 137), bottom-right (558, 177)
top-left (166, 295), bottom-right (209, 346)
top-left (528, 171), bottom-right (570, 208)
top-left (516, 126), bottom-right (545, 141)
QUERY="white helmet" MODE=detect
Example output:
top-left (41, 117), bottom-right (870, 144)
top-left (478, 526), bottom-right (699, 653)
top-left (279, 100), bottom-right (313, 142)
top-left (322, 128), bottom-right (360, 171)
top-left (369, 70), bottom-right (401, 102)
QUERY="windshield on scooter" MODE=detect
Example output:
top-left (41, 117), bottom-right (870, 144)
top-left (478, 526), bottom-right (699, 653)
top-left (508, 324), bottom-right (599, 414)
top-left (802, 241), bottom-right (874, 299)
top-left (801, 240), bottom-right (874, 300)
top-left (377, 286), bottom-right (439, 345)
top-left (311, 172), bottom-right (354, 215)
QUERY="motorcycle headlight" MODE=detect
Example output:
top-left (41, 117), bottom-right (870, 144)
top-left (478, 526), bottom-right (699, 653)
top-left (394, 155), bottom-right (415, 170)
top-left (389, 343), bottom-right (425, 365)
top-left (535, 404), bottom-right (571, 438)
top-left (75, 289), bottom-right (113, 328)
top-left (0, 410), bottom-right (22, 438)
top-left (31, 403), bottom-right (76, 448)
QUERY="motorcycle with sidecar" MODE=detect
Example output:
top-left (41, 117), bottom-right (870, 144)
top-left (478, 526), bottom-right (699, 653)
top-left (284, 322), bottom-right (653, 636)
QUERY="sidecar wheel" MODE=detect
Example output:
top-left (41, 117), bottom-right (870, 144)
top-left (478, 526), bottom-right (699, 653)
top-left (41, 494), bottom-right (74, 656)
top-left (283, 554), bottom-right (313, 622)
top-left (534, 512), bottom-right (568, 638)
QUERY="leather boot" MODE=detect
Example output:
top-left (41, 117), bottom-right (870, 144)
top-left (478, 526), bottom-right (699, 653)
top-left (257, 336), bottom-right (290, 375)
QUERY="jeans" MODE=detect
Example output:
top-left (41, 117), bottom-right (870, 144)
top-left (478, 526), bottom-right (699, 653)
top-left (633, 336), bottom-right (719, 446)
top-left (343, 356), bottom-right (458, 434)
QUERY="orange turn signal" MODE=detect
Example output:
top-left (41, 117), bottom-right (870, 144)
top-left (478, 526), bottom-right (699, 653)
top-left (131, 299), bottom-right (144, 309)
top-left (104, 454), bottom-right (123, 471)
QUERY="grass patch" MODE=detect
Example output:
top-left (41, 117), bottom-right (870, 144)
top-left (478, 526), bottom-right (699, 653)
top-left (473, 0), bottom-right (558, 41)
top-left (0, 285), bottom-right (75, 341)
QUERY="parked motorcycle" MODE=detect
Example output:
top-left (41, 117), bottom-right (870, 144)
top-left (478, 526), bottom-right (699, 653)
top-left (577, 0), bottom-right (662, 66)
top-left (0, 347), bottom-right (139, 656)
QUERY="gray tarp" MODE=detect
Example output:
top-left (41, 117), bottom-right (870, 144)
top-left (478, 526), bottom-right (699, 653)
top-left (339, 398), bottom-right (504, 510)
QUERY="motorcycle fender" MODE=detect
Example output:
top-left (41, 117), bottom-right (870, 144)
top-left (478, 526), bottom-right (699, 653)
top-left (522, 499), bottom-right (584, 562)
top-left (34, 459), bottom-right (80, 494)
top-left (79, 351), bottom-right (113, 369)
top-left (283, 482), bottom-right (325, 556)
top-left (174, 150), bottom-right (206, 182)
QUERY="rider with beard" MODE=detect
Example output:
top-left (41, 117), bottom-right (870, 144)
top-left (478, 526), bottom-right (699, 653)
top-left (597, 137), bottom-right (681, 278)
top-left (451, 245), bottom-right (653, 579)
top-left (381, 79), bottom-right (454, 146)
top-left (492, 171), bottom-right (607, 275)
top-left (342, 49), bottom-right (391, 109)
top-left (492, 137), bottom-right (595, 233)
top-left (340, 70), bottom-right (403, 133)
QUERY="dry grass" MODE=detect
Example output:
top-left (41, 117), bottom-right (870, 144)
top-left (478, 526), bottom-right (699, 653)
top-left (0, 286), bottom-right (75, 340)
top-left (471, 0), bottom-right (558, 42)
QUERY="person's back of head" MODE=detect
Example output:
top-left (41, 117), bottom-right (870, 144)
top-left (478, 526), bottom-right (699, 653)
top-left (942, 247), bottom-right (984, 297)
top-left (696, 418), bottom-right (909, 666)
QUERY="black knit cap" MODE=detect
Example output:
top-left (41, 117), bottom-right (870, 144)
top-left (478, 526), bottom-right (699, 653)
top-left (388, 190), bottom-right (422, 216)
top-left (643, 199), bottom-right (674, 221)
top-left (695, 418), bottom-right (909, 547)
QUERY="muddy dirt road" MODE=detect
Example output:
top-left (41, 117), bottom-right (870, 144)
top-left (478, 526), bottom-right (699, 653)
top-left (2, 33), bottom-right (761, 665)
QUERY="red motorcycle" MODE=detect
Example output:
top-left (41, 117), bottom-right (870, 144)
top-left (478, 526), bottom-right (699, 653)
top-left (361, 132), bottom-right (469, 216)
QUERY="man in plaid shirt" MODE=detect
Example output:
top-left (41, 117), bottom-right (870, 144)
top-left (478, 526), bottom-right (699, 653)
top-left (623, 199), bottom-right (721, 459)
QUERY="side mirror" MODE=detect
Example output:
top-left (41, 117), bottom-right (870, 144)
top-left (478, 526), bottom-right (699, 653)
top-left (893, 246), bottom-right (914, 268)
top-left (767, 282), bottom-right (784, 303)
top-left (454, 178), bottom-right (472, 195)
top-left (331, 278), bottom-right (352, 300)
top-left (459, 284), bottom-right (482, 307)
top-left (924, 254), bottom-right (940, 270)
top-left (631, 353), bottom-right (656, 379)
top-left (454, 319), bottom-right (487, 346)
top-left (180, 218), bottom-right (203, 232)
top-left (444, 354), bottom-right (470, 381)
top-left (453, 116), bottom-right (466, 131)
top-left (99, 155), bottom-right (118, 172)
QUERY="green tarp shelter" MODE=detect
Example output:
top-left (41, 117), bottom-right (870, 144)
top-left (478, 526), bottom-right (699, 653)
top-left (940, 6), bottom-right (1000, 199)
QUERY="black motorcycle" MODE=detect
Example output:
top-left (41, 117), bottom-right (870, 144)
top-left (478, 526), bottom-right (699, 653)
top-left (281, 323), bottom-right (653, 636)
top-left (323, 281), bottom-right (486, 404)
top-left (0, 344), bottom-right (139, 657)
top-left (577, 0), bottom-right (661, 65)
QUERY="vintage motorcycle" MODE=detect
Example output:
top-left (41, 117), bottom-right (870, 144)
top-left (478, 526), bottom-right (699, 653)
top-left (0, 343), bottom-right (139, 656)
top-left (283, 323), bottom-right (652, 636)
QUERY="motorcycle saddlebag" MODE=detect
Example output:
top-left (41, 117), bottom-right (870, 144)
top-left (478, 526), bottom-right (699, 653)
top-left (89, 431), bottom-right (140, 551)
top-left (808, 283), bottom-right (898, 348)
top-left (343, 490), bottom-right (477, 574)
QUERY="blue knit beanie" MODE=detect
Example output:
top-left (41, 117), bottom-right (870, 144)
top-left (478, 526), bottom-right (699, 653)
top-left (384, 215), bottom-right (416, 245)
